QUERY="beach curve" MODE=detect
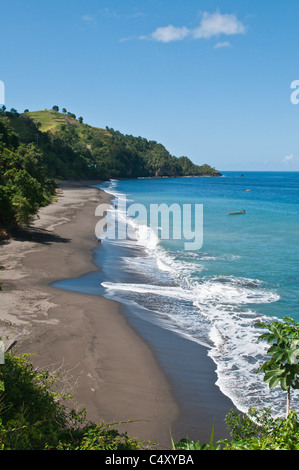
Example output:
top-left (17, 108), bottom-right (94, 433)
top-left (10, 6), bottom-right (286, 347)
top-left (0, 180), bottom-right (179, 449)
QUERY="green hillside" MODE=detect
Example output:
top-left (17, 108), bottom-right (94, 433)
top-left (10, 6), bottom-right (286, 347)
top-left (26, 109), bottom-right (110, 137)
top-left (7, 107), bottom-right (221, 178)
top-left (0, 105), bottom-right (221, 232)
top-left (26, 109), bottom-right (78, 132)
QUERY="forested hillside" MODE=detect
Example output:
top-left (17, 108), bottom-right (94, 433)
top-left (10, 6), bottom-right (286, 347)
top-left (0, 106), bottom-right (221, 233)
top-left (0, 115), bottom-right (57, 233)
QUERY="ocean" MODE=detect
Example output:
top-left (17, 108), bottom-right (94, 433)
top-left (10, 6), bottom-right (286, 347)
top-left (53, 171), bottom-right (299, 420)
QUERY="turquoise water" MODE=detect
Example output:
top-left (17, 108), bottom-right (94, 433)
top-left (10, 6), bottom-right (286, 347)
top-left (98, 172), bottom-right (299, 416)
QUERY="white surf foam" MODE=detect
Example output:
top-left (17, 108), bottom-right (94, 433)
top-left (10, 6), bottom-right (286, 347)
top-left (101, 281), bottom-right (195, 302)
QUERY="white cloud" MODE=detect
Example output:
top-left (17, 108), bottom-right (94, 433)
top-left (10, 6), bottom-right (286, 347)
top-left (282, 154), bottom-right (298, 163)
top-left (144, 11), bottom-right (246, 44)
top-left (103, 8), bottom-right (120, 19)
top-left (151, 25), bottom-right (190, 43)
top-left (214, 41), bottom-right (231, 49)
top-left (82, 14), bottom-right (95, 23)
top-left (128, 12), bottom-right (145, 19)
top-left (193, 11), bottom-right (246, 39)
top-left (120, 36), bottom-right (136, 43)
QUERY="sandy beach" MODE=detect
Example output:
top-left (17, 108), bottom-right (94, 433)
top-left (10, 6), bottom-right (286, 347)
top-left (0, 181), bottom-right (179, 449)
top-left (0, 180), bottom-right (235, 449)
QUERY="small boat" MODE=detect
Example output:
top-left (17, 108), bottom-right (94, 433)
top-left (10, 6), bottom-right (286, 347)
top-left (228, 209), bottom-right (246, 215)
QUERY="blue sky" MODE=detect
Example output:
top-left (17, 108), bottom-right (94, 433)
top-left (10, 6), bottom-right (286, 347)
top-left (1, 0), bottom-right (299, 171)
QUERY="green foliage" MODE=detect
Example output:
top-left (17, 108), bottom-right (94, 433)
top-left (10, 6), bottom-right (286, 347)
top-left (0, 353), bottom-right (68, 449)
top-left (173, 438), bottom-right (219, 450)
top-left (56, 422), bottom-right (143, 450)
top-left (222, 408), bottom-right (299, 450)
top-left (255, 317), bottom-right (299, 415)
top-left (0, 119), bottom-right (57, 230)
top-left (224, 407), bottom-right (270, 441)
top-left (173, 424), bottom-right (221, 450)
top-left (0, 353), bottom-right (144, 450)
top-left (255, 317), bottom-right (299, 390)
top-left (173, 407), bottom-right (299, 450)
top-left (3, 108), bottom-right (220, 181)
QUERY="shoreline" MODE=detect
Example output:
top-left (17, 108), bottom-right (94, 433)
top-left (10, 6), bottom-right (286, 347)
top-left (0, 181), bottom-right (179, 449)
top-left (0, 179), bottom-right (234, 449)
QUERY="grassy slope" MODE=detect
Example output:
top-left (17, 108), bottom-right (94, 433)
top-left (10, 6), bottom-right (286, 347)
top-left (24, 109), bottom-right (110, 137)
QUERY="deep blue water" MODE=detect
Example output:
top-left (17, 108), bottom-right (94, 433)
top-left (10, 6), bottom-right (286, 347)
top-left (53, 172), bottom-right (299, 417)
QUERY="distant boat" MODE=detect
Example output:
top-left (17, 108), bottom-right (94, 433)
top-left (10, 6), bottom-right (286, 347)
top-left (228, 209), bottom-right (246, 215)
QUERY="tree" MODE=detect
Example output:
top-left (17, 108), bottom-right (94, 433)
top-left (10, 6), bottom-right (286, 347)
top-left (78, 116), bottom-right (83, 123)
top-left (52, 105), bottom-right (59, 112)
top-left (255, 317), bottom-right (299, 417)
top-left (62, 108), bottom-right (67, 113)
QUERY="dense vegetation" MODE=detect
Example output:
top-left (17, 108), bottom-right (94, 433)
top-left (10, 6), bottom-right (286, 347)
top-left (0, 116), bottom-right (57, 233)
top-left (21, 107), bottom-right (221, 179)
top-left (0, 106), bottom-right (220, 234)
top-left (0, 352), bottom-right (145, 450)
top-left (0, 314), bottom-right (298, 450)
top-left (173, 408), bottom-right (299, 450)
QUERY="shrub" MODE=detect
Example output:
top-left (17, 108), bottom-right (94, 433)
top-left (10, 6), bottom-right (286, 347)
top-left (222, 407), bottom-right (299, 450)
top-left (0, 353), bottom-right (144, 450)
